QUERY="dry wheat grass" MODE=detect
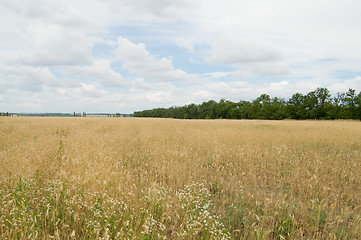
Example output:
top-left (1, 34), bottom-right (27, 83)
top-left (0, 117), bottom-right (360, 239)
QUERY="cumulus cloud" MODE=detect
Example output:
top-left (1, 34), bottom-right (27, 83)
top-left (328, 76), bottom-right (361, 94)
top-left (9, 21), bottom-right (95, 66)
top-left (121, 79), bottom-right (252, 111)
top-left (257, 80), bottom-right (323, 99)
top-left (192, 81), bottom-right (252, 101)
top-left (63, 59), bottom-right (128, 88)
top-left (2, 0), bottom-right (101, 29)
top-left (175, 39), bottom-right (194, 53)
top-left (207, 37), bottom-right (282, 65)
top-left (129, 78), bottom-right (180, 104)
top-left (3, 84), bottom-right (123, 113)
top-left (99, 0), bottom-right (198, 22)
top-left (0, 65), bottom-right (60, 92)
top-left (115, 37), bottom-right (195, 82)
top-left (206, 35), bottom-right (290, 78)
top-left (1, 0), bottom-right (58, 18)
top-left (232, 62), bottom-right (291, 78)
top-left (2, 0), bottom-right (101, 67)
top-left (1, 0), bottom-right (361, 113)
top-left (201, 72), bottom-right (232, 79)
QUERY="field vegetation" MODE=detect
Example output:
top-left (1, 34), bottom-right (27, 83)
top-left (0, 117), bottom-right (360, 239)
top-left (134, 88), bottom-right (361, 120)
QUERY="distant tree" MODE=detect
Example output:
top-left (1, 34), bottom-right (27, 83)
top-left (198, 100), bottom-right (217, 119)
top-left (184, 104), bottom-right (199, 119)
top-left (133, 87), bottom-right (360, 121)
top-left (302, 88), bottom-right (332, 119)
top-left (343, 89), bottom-right (358, 119)
top-left (239, 101), bottom-right (253, 119)
top-left (303, 90), bottom-right (319, 119)
top-left (216, 99), bottom-right (235, 119)
top-left (327, 92), bottom-right (344, 119)
top-left (287, 93), bottom-right (306, 119)
top-left (315, 88), bottom-right (331, 107)
top-left (315, 87), bottom-right (331, 119)
top-left (356, 91), bottom-right (361, 120)
top-left (252, 94), bottom-right (272, 119)
top-left (270, 97), bottom-right (287, 120)
top-left (228, 106), bottom-right (242, 119)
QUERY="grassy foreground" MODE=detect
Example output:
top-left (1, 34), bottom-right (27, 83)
top-left (0, 117), bottom-right (360, 239)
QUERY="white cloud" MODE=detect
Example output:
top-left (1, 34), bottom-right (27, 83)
top-left (207, 37), bottom-right (282, 65)
top-left (201, 72), bottom-right (231, 79)
top-left (9, 22), bottom-right (94, 66)
top-left (206, 35), bottom-right (290, 78)
top-left (328, 76), bottom-right (361, 94)
top-left (1, 0), bottom-right (101, 29)
top-left (129, 78), bottom-right (179, 104)
top-left (175, 39), bottom-right (194, 53)
top-left (99, 0), bottom-right (198, 22)
top-left (1, 0), bottom-right (58, 18)
top-left (75, 83), bottom-right (108, 100)
top-left (63, 59), bottom-right (128, 88)
top-left (263, 81), bottom-right (290, 97)
top-left (1, 0), bottom-right (101, 67)
top-left (176, 80), bottom-right (253, 104)
top-left (197, 0), bottom-right (361, 79)
top-left (115, 37), bottom-right (196, 82)
top-left (1, 0), bottom-right (361, 113)
top-left (232, 62), bottom-right (291, 78)
top-left (0, 65), bottom-right (61, 91)
top-left (257, 80), bottom-right (321, 99)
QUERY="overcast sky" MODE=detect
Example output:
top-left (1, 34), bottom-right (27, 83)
top-left (1, 0), bottom-right (361, 113)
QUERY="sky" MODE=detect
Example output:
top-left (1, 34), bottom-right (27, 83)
top-left (1, 0), bottom-right (361, 113)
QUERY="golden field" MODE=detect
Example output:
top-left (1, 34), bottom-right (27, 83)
top-left (0, 117), bottom-right (360, 239)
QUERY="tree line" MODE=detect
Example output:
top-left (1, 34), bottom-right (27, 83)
top-left (133, 88), bottom-right (361, 120)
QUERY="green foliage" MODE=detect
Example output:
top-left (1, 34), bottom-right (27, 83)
top-left (134, 88), bottom-right (361, 120)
